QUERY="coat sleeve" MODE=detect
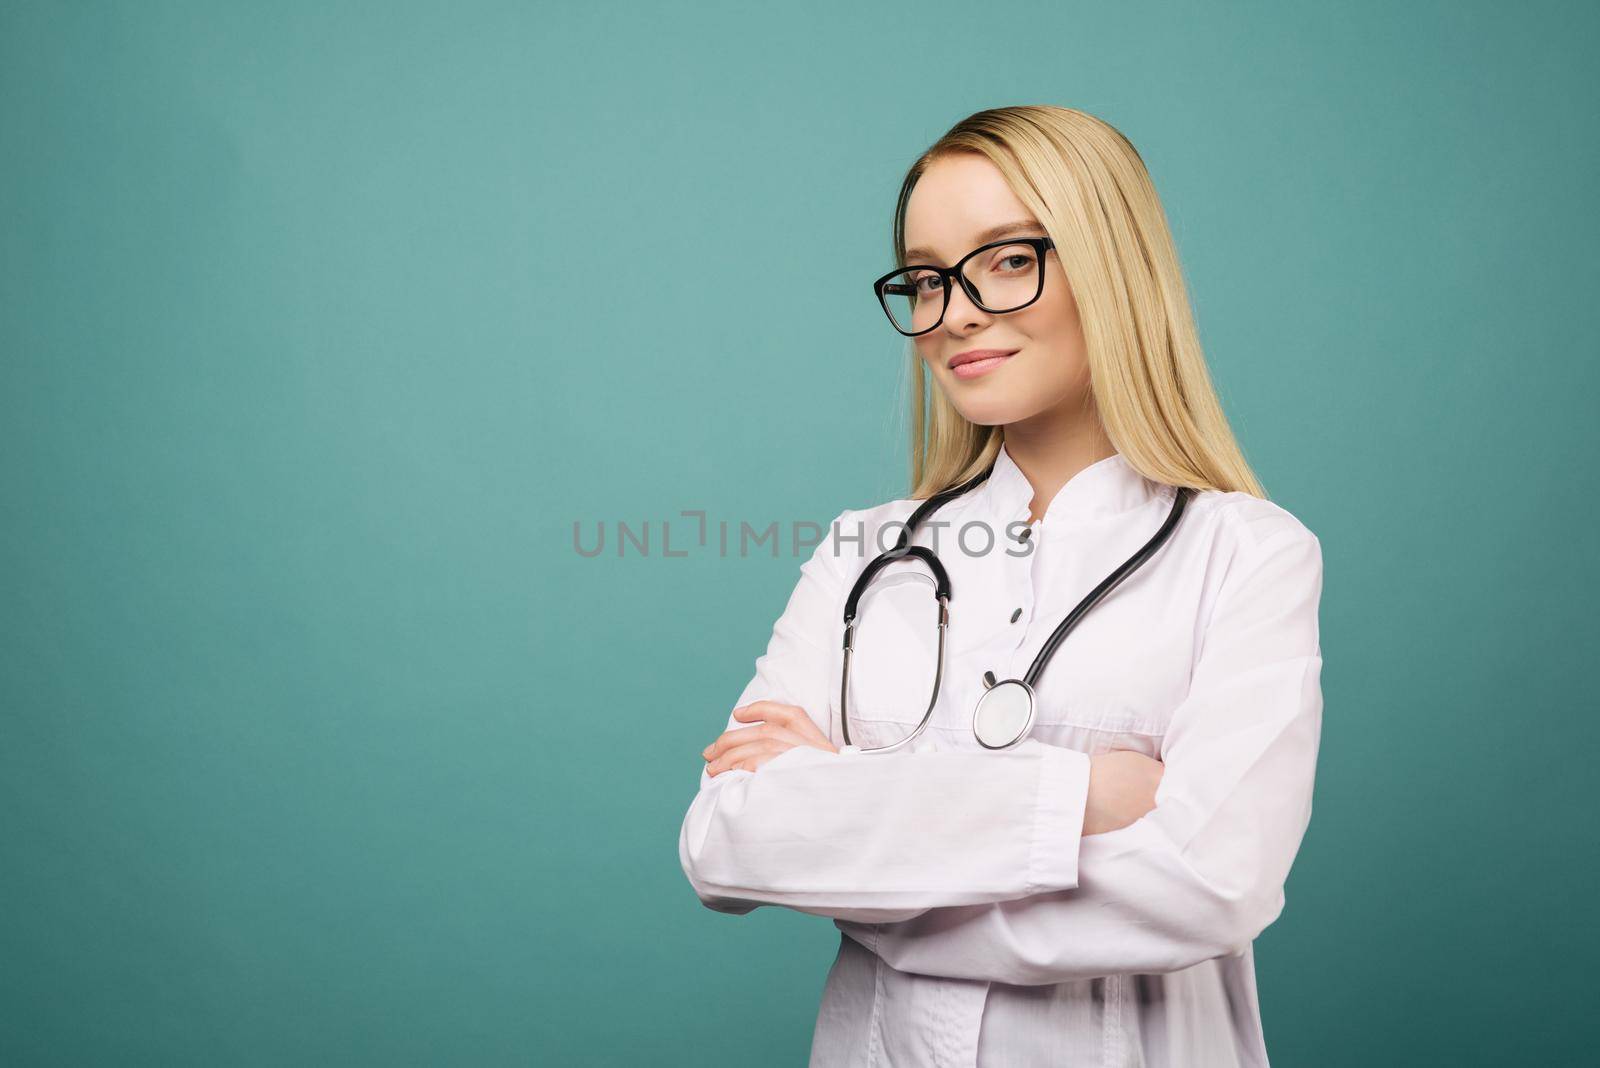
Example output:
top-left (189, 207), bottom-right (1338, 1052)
top-left (678, 509), bottom-right (1093, 925)
top-left (842, 524), bottom-right (1324, 983)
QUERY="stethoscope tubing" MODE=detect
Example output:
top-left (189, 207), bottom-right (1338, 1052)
top-left (838, 456), bottom-right (1191, 752)
top-left (1022, 484), bottom-right (1191, 687)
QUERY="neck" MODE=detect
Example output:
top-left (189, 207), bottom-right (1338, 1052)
top-left (1002, 401), bottom-right (1117, 524)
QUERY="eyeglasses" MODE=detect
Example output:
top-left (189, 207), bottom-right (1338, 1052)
top-left (872, 236), bottom-right (1056, 337)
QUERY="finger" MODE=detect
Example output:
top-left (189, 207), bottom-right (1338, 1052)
top-left (702, 723), bottom-right (761, 760)
top-left (704, 722), bottom-right (809, 761)
top-left (706, 738), bottom-right (790, 777)
top-left (732, 702), bottom-right (834, 747)
top-left (732, 701), bottom-right (805, 726)
top-left (782, 711), bottom-right (831, 747)
top-left (707, 725), bottom-right (806, 767)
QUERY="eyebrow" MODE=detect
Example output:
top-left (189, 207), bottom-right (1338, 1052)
top-left (903, 220), bottom-right (1047, 266)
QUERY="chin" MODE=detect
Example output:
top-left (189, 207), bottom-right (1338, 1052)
top-left (947, 395), bottom-right (1032, 427)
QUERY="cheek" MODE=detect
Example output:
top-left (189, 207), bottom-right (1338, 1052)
top-left (1013, 258), bottom-right (1072, 321)
top-left (912, 340), bottom-right (947, 383)
top-left (1021, 292), bottom-right (1087, 369)
top-left (1002, 313), bottom-right (1088, 403)
top-left (1034, 280), bottom-right (1083, 338)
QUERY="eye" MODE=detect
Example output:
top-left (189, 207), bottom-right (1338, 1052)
top-left (991, 249), bottom-right (1037, 273)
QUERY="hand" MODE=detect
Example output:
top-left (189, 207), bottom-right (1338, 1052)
top-left (1082, 749), bottom-right (1165, 836)
top-left (703, 700), bottom-right (839, 777)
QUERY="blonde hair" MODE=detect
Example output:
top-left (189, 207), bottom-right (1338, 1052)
top-left (893, 105), bottom-right (1267, 500)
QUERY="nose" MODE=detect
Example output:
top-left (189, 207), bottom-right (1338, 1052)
top-left (940, 276), bottom-right (992, 334)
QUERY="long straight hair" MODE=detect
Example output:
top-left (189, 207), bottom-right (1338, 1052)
top-left (893, 106), bottom-right (1267, 500)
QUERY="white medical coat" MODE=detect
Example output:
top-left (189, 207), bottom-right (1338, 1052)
top-left (678, 443), bottom-right (1325, 1066)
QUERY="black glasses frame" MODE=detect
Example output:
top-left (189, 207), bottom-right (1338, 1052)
top-left (872, 236), bottom-right (1057, 337)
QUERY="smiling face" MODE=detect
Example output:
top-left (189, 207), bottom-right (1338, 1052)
top-left (900, 153), bottom-right (1092, 429)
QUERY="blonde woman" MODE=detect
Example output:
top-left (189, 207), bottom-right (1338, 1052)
top-left (680, 105), bottom-right (1324, 1067)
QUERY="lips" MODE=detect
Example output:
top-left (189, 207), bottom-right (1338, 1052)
top-left (948, 348), bottom-right (1019, 370)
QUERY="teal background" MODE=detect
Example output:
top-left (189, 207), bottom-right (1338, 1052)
top-left (3, 1), bottom-right (1595, 1064)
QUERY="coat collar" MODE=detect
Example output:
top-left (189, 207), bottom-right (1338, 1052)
top-left (973, 441), bottom-right (1161, 527)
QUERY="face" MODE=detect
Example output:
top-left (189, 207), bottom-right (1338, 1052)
top-left (899, 153), bottom-right (1091, 429)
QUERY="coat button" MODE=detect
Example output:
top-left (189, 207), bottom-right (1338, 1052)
top-left (1010, 607), bottom-right (1023, 623)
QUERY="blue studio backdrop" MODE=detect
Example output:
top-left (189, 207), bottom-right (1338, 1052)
top-left (2, 2), bottom-right (1596, 1064)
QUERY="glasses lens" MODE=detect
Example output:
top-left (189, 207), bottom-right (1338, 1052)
top-left (880, 268), bottom-right (946, 335)
top-left (880, 242), bottom-right (1045, 334)
top-left (959, 242), bottom-right (1044, 313)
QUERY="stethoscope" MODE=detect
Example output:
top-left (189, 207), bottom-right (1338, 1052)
top-left (839, 458), bottom-right (1192, 753)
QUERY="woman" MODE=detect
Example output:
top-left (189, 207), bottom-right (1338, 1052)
top-left (679, 105), bottom-right (1324, 1067)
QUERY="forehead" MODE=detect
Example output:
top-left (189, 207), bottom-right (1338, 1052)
top-left (902, 154), bottom-right (1041, 265)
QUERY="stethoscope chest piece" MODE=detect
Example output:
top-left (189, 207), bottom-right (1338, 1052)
top-left (973, 675), bottom-right (1036, 750)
